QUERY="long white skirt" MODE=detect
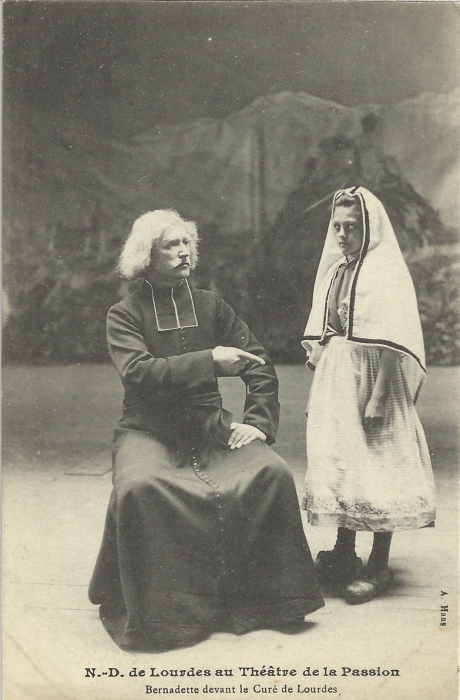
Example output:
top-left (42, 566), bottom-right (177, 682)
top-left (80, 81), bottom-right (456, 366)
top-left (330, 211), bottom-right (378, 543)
top-left (302, 336), bottom-right (436, 532)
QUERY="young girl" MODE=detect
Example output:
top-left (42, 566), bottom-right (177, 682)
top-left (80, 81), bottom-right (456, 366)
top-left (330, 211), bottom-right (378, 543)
top-left (301, 187), bottom-right (435, 604)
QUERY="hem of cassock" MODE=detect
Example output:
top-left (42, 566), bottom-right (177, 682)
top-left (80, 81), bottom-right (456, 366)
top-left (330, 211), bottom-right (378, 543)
top-left (229, 595), bottom-right (325, 635)
top-left (99, 604), bottom-right (214, 652)
top-left (98, 594), bottom-right (325, 651)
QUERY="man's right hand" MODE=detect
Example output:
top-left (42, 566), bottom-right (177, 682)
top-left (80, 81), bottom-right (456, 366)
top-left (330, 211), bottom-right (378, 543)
top-left (212, 346), bottom-right (265, 376)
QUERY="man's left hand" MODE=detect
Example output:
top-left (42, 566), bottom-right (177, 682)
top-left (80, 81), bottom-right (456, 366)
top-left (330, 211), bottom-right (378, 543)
top-left (228, 423), bottom-right (266, 450)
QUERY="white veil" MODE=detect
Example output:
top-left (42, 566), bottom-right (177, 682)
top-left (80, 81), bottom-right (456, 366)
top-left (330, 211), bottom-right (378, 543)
top-left (302, 187), bottom-right (426, 399)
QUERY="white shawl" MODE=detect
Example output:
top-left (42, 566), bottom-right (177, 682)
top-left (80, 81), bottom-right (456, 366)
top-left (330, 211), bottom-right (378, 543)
top-left (302, 187), bottom-right (426, 398)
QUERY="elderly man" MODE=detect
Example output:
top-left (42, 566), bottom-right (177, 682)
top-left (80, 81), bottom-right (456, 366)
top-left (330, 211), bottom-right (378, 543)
top-left (89, 210), bottom-right (323, 651)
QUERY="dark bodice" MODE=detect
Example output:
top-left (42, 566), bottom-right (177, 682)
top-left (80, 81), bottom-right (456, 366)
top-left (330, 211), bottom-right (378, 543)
top-left (327, 256), bottom-right (359, 336)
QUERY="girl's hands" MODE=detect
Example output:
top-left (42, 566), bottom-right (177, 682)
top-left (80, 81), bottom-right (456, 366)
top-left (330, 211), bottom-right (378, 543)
top-left (363, 397), bottom-right (386, 432)
top-left (363, 348), bottom-right (397, 432)
top-left (228, 422), bottom-right (266, 450)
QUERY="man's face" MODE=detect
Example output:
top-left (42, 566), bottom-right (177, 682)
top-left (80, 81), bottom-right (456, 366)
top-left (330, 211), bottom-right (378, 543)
top-left (332, 205), bottom-right (364, 258)
top-left (149, 225), bottom-right (192, 287)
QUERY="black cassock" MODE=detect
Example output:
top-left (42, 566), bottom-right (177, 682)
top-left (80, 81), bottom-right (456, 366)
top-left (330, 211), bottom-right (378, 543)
top-left (89, 279), bottom-right (323, 650)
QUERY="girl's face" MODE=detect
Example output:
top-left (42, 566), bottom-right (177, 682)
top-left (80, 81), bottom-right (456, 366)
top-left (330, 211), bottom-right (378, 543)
top-left (332, 205), bottom-right (364, 257)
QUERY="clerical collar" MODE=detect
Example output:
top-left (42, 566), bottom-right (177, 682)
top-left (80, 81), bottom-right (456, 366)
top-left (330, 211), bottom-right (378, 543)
top-left (145, 279), bottom-right (198, 331)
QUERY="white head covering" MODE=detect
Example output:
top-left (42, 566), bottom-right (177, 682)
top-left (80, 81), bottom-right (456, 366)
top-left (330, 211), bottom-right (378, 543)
top-left (302, 187), bottom-right (426, 398)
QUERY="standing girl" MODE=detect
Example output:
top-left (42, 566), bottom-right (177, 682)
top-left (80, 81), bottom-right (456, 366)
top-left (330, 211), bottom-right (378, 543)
top-left (302, 187), bottom-right (435, 604)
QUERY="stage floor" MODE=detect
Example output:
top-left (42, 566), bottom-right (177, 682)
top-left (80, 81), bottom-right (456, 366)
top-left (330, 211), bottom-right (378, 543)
top-left (3, 364), bottom-right (458, 700)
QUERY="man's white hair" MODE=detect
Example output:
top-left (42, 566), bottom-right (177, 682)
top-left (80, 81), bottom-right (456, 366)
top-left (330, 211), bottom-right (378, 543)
top-left (118, 210), bottom-right (199, 280)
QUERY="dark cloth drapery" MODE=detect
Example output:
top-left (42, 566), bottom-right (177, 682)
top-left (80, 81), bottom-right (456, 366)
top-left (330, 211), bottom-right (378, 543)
top-left (89, 281), bottom-right (323, 650)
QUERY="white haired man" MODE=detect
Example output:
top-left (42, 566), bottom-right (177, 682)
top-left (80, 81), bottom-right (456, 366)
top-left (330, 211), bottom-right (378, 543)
top-left (89, 210), bottom-right (323, 651)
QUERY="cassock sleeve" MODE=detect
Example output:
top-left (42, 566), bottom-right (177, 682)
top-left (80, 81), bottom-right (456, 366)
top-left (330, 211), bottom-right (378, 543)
top-left (107, 304), bottom-right (215, 394)
top-left (214, 295), bottom-right (280, 445)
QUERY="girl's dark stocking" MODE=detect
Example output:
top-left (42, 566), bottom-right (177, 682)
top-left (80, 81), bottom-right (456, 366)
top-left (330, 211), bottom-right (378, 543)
top-left (366, 532), bottom-right (392, 575)
top-left (333, 527), bottom-right (357, 557)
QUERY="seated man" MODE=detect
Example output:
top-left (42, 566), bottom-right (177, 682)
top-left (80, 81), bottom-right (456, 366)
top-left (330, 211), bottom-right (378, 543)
top-left (89, 210), bottom-right (323, 651)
